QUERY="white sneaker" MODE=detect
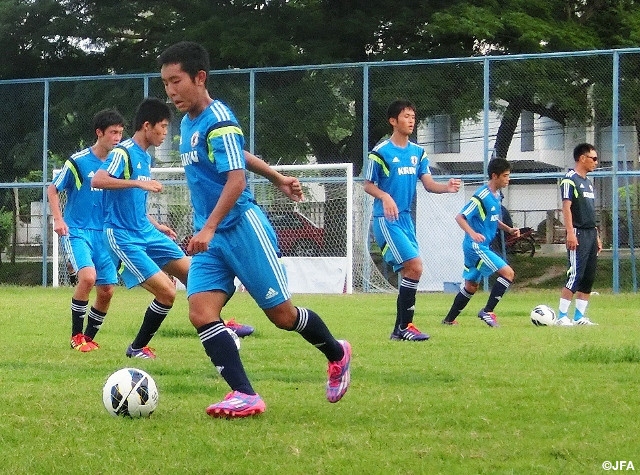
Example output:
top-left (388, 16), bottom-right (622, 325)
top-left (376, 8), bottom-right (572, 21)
top-left (574, 316), bottom-right (598, 326)
top-left (556, 316), bottom-right (574, 326)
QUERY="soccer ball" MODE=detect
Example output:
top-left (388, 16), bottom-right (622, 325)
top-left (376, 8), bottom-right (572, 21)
top-left (530, 305), bottom-right (557, 326)
top-left (102, 368), bottom-right (158, 418)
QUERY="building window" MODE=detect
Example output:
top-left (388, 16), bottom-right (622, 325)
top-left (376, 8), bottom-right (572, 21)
top-left (539, 116), bottom-right (564, 150)
top-left (432, 114), bottom-right (460, 154)
top-left (521, 110), bottom-right (534, 152)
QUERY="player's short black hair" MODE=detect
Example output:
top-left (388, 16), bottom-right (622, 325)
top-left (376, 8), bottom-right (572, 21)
top-left (133, 97), bottom-right (171, 131)
top-left (387, 100), bottom-right (416, 120)
top-left (158, 41), bottom-right (210, 83)
top-left (573, 143), bottom-right (596, 161)
top-left (488, 157), bottom-right (511, 178)
top-left (92, 109), bottom-right (124, 133)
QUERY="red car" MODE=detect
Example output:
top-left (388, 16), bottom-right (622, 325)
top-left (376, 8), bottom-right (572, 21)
top-left (180, 210), bottom-right (325, 257)
top-left (265, 210), bottom-right (325, 257)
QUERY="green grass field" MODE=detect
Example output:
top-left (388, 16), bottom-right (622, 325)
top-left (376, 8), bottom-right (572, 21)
top-left (1, 286), bottom-right (639, 474)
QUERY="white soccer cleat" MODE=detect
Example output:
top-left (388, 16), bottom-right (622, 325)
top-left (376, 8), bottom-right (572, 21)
top-left (556, 316), bottom-right (574, 326)
top-left (574, 316), bottom-right (598, 326)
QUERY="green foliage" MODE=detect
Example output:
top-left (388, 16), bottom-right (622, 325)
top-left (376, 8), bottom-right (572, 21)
top-left (618, 181), bottom-right (640, 207)
top-left (2, 1), bottom-right (640, 178)
top-left (0, 262), bottom-right (52, 284)
top-left (16, 171), bottom-right (44, 222)
top-left (0, 288), bottom-right (638, 473)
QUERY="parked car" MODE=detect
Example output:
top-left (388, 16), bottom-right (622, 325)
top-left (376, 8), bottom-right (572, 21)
top-left (265, 210), bottom-right (325, 257)
top-left (179, 210), bottom-right (325, 257)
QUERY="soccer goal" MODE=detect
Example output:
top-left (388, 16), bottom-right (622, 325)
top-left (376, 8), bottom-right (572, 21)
top-left (51, 163), bottom-right (397, 294)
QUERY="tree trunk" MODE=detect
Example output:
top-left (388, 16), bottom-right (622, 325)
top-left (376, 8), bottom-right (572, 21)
top-left (494, 99), bottom-right (523, 159)
top-left (494, 96), bottom-right (567, 160)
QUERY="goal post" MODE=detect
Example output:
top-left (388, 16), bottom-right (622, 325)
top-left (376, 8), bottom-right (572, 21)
top-left (247, 163), bottom-right (354, 293)
top-left (51, 163), bottom-right (461, 294)
top-left (51, 163), bottom-right (397, 294)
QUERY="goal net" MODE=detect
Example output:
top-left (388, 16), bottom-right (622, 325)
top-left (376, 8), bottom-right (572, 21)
top-left (51, 163), bottom-right (397, 293)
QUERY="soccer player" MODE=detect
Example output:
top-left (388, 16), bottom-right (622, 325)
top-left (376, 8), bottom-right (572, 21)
top-left (364, 99), bottom-right (461, 341)
top-left (442, 158), bottom-right (519, 327)
top-left (556, 143), bottom-right (601, 326)
top-left (48, 109), bottom-right (124, 352)
top-left (91, 97), bottom-right (191, 359)
top-left (158, 41), bottom-right (351, 418)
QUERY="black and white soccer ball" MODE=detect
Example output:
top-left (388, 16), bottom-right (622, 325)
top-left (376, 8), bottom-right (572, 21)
top-left (530, 304), bottom-right (557, 326)
top-left (103, 368), bottom-right (158, 418)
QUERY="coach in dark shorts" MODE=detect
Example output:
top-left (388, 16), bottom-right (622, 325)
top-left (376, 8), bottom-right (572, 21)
top-left (556, 143), bottom-right (602, 326)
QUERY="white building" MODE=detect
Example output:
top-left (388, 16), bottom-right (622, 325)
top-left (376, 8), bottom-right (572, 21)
top-left (418, 109), bottom-right (638, 230)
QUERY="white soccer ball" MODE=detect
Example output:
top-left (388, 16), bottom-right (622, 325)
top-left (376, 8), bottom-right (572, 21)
top-left (103, 368), bottom-right (159, 418)
top-left (530, 304), bottom-right (557, 326)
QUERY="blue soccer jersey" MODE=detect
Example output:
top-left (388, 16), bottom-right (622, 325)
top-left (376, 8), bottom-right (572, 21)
top-left (460, 184), bottom-right (502, 245)
top-left (179, 100), bottom-right (290, 306)
top-left (365, 139), bottom-right (431, 217)
top-left (100, 138), bottom-right (155, 232)
top-left (51, 148), bottom-right (106, 231)
top-left (179, 100), bottom-right (255, 231)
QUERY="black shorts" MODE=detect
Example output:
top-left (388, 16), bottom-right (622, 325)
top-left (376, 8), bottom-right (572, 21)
top-left (565, 227), bottom-right (598, 293)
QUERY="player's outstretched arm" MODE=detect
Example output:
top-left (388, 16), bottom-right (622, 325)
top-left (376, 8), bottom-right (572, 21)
top-left (244, 151), bottom-right (303, 202)
top-left (91, 169), bottom-right (162, 192)
top-left (148, 214), bottom-right (177, 240)
top-left (498, 220), bottom-right (519, 237)
top-left (421, 175), bottom-right (461, 194)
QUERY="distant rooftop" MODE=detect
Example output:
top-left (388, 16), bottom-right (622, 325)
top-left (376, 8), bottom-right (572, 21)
top-left (431, 159), bottom-right (563, 176)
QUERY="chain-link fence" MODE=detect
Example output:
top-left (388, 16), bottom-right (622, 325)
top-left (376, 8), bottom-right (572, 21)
top-left (1, 49), bottom-right (640, 291)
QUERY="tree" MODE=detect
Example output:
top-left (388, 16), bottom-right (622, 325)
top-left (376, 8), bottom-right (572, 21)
top-left (419, 0), bottom-right (640, 159)
top-left (4, 0), bottom-right (640, 175)
top-left (0, 0), bottom-right (100, 80)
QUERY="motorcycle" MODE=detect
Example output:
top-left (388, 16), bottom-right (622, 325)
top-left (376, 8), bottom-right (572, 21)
top-left (492, 226), bottom-right (537, 257)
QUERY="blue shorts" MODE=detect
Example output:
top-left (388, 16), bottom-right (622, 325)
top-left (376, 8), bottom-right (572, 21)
top-left (372, 213), bottom-right (419, 272)
top-left (461, 241), bottom-right (507, 283)
top-left (104, 226), bottom-right (185, 289)
top-left (187, 206), bottom-right (291, 309)
top-left (61, 230), bottom-right (117, 286)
